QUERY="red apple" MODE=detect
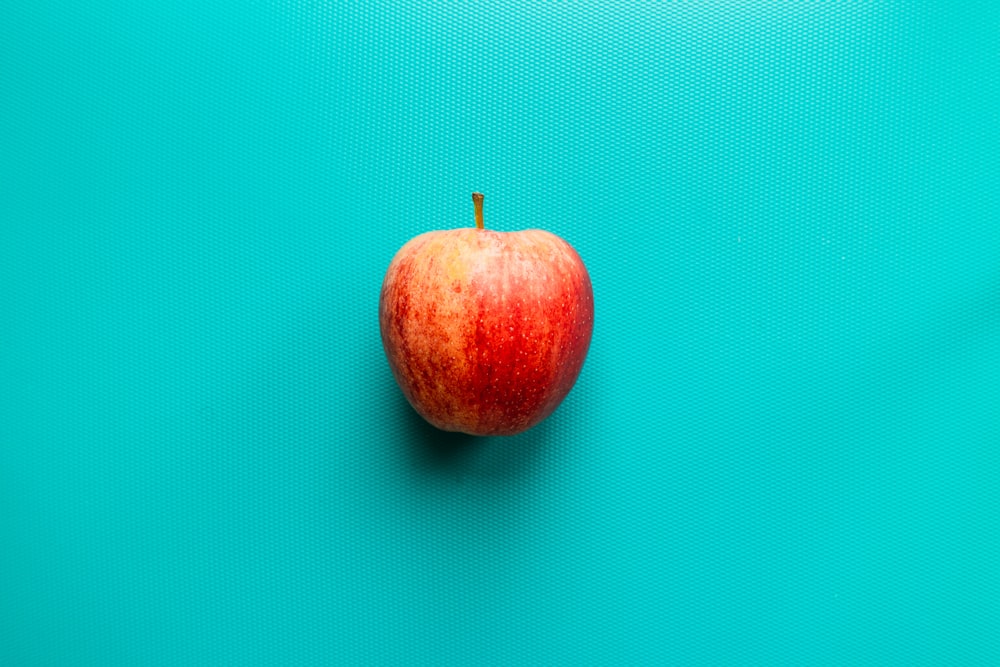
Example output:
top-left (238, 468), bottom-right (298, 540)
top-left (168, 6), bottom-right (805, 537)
top-left (379, 193), bottom-right (594, 436)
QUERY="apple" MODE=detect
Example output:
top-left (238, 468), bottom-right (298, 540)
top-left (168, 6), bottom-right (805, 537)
top-left (379, 192), bottom-right (594, 436)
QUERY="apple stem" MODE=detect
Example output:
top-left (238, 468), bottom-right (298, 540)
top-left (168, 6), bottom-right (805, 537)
top-left (472, 192), bottom-right (484, 230)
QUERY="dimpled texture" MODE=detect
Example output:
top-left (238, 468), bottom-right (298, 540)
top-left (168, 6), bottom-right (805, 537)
top-left (1, 1), bottom-right (999, 665)
top-left (380, 228), bottom-right (593, 435)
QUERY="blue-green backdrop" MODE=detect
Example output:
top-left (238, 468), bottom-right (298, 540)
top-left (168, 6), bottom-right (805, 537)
top-left (2, 1), bottom-right (998, 664)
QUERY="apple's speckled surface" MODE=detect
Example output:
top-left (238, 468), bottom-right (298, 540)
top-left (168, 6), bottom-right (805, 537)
top-left (380, 225), bottom-right (593, 435)
top-left (1, 2), bottom-right (998, 665)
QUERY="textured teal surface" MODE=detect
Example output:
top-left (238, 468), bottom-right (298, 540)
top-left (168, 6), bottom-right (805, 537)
top-left (2, 1), bottom-right (999, 664)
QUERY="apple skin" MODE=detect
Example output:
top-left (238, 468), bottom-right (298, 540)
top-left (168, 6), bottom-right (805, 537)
top-left (379, 227), bottom-right (593, 436)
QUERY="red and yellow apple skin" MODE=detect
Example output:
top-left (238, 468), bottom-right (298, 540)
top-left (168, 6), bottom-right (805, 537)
top-left (379, 203), bottom-right (593, 436)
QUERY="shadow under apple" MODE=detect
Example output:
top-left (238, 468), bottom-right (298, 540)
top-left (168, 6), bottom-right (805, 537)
top-left (396, 389), bottom-right (552, 484)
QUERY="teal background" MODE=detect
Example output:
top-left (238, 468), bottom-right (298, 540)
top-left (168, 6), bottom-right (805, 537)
top-left (2, 1), bottom-right (998, 664)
